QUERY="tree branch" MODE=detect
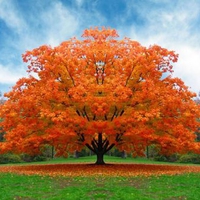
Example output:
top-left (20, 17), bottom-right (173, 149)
top-left (93, 138), bottom-right (98, 147)
top-left (125, 65), bottom-right (135, 86)
top-left (120, 109), bottom-right (124, 116)
top-left (65, 65), bottom-right (75, 86)
top-left (76, 110), bottom-right (81, 116)
top-left (102, 138), bottom-right (108, 146)
top-left (116, 132), bottom-right (124, 142)
top-left (91, 140), bottom-right (98, 152)
top-left (85, 143), bottom-right (96, 154)
top-left (111, 106), bottom-right (117, 121)
top-left (96, 133), bottom-right (103, 151)
top-left (103, 140), bottom-right (109, 152)
top-left (76, 132), bottom-right (85, 142)
top-left (83, 106), bottom-right (90, 121)
top-left (104, 114), bottom-right (108, 120)
top-left (105, 143), bottom-right (115, 154)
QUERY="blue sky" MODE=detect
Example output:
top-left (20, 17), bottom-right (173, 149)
top-left (0, 0), bottom-right (200, 95)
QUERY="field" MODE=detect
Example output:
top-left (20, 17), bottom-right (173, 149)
top-left (0, 156), bottom-right (200, 199)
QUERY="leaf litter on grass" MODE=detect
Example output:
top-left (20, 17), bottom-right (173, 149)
top-left (0, 163), bottom-right (200, 177)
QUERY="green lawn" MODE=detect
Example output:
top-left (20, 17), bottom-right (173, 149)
top-left (0, 173), bottom-right (200, 199)
top-left (0, 156), bottom-right (200, 199)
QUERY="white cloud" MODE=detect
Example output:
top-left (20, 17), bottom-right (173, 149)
top-left (39, 1), bottom-right (80, 46)
top-left (75, 0), bottom-right (85, 8)
top-left (172, 46), bottom-right (200, 94)
top-left (0, 0), bottom-right (80, 51)
top-left (0, 64), bottom-right (26, 84)
top-left (0, 0), bottom-right (27, 34)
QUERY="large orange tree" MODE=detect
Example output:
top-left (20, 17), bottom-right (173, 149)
top-left (0, 28), bottom-right (200, 164)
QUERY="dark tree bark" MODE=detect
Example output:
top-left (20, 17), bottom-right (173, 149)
top-left (85, 133), bottom-right (115, 165)
top-left (96, 151), bottom-right (105, 165)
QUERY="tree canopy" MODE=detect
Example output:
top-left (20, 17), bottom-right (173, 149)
top-left (0, 28), bottom-right (200, 164)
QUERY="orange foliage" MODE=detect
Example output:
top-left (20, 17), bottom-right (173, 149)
top-left (0, 27), bottom-right (200, 160)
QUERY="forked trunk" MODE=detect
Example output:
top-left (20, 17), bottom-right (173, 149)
top-left (85, 133), bottom-right (116, 165)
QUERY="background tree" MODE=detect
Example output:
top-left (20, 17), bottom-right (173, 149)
top-left (0, 92), bottom-right (5, 142)
top-left (0, 28), bottom-right (200, 164)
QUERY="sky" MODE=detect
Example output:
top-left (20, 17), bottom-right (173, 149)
top-left (0, 0), bottom-right (200, 96)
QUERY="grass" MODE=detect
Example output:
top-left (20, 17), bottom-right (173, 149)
top-left (0, 173), bottom-right (200, 199)
top-left (1, 156), bottom-right (200, 199)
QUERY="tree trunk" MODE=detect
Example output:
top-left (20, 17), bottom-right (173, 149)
top-left (85, 133), bottom-right (116, 165)
top-left (95, 151), bottom-right (105, 165)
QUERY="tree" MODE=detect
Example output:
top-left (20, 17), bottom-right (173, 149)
top-left (0, 92), bottom-right (5, 142)
top-left (0, 28), bottom-right (200, 164)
